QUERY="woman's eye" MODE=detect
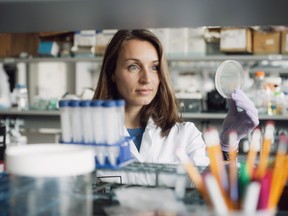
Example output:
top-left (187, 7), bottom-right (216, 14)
top-left (151, 65), bottom-right (159, 72)
top-left (128, 64), bottom-right (140, 72)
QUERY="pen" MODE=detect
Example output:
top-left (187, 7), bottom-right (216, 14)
top-left (246, 128), bottom-right (261, 178)
top-left (204, 173), bottom-right (229, 215)
top-left (256, 122), bottom-right (275, 180)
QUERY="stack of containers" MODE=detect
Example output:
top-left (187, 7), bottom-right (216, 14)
top-left (58, 99), bottom-right (132, 169)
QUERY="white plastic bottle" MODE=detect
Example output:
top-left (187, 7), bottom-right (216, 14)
top-left (250, 71), bottom-right (268, 114)
top-left (0, 66), bottom-right (11, 109)
top-left (15, 84), bottom-right (29, 111)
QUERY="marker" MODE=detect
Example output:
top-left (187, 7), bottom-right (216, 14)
top-left (242, 181), bottom-right (261, 214)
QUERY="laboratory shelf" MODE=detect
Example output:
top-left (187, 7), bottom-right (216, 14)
top-left (182, 112), bottom-right (288, 121)
top-left (1, 109), bottom-right (288, 121)
top-left (0, 109), bottom-right (60, 116)
top-left (2, 54), bottom-right (288, 64)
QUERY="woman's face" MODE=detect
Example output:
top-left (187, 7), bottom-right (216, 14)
top-left (114, 39), bottom-right (160, 109)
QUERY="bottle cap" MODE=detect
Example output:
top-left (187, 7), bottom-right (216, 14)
top-left (79, 100), bottom-right (91, 107)
top-left (255, 71), bottom-right (265, 77)
top-left (58, 100), bottom-right (70, 107)
top-left (102, 100), bottom-right (116, 107)
top-left (115, 99), bottom-right (125, 106)
top-left (215, 60), bottom-right (244, 98)
top-left (90, 100), bottom-right (104, 107)
top-left (69, 100), bottom-right (80, 107)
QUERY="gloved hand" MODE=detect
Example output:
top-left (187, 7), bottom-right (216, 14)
top-left (220, 89), bottom-right (259, 152)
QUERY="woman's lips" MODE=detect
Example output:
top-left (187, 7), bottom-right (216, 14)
top-left (136, 89), bottom-right (152, 96)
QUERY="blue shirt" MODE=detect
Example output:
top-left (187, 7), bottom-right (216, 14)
top-left (127, 128), bottom-right (145, 151)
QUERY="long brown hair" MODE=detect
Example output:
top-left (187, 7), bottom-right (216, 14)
top-left (93, 29), bottom-right (182, 137)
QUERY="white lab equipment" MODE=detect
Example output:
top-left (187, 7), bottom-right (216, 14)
top-left (115, 99), bottom-right (125, 139)
top-left (5, 144), bottom-right (95, 216)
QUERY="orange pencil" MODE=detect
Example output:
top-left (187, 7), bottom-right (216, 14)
top-left (256, 122), bottom-right (275, 180)
top-left (246, 128), bottom-right (261, 178)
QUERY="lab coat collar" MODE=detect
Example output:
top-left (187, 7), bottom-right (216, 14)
top-left (124, 117), bottom-right (156, 163)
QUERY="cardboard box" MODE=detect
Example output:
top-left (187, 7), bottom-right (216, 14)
top-left (253, 31), bottom-right (281, 54)
top-left (281, 31), bottom-right (288, 54)
top-left (0, 33), bottom-right (39, 57)
top-left (220, 28), bottom-right (252, 53)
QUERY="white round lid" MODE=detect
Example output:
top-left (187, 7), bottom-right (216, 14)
top-left (215, 60), bottom-right (244, 98)
top-left (5, 144), bottom-right (96, 177)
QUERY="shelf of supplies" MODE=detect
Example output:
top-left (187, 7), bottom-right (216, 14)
top-left (1, 109), bottom-right (288, 121)
top-left (2, 55), bottom-right (288, 64)
top-left (0, 56), bottom-right (104, 64)
top-left (0, 109), bottom-right (60, 116)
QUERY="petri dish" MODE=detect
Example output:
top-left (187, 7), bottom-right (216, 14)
top-left (215, 60), bottom-right (244, 98)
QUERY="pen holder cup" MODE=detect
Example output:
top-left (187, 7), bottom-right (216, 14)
top-left (4, 144), bottom-right (95, 216)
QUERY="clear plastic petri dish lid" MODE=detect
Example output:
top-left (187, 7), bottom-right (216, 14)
top-left (215, 60), bottom-right (244, 98)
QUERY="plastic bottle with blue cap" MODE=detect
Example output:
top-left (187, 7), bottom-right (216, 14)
top-left (80, 100), bottom-right (93, 144)
top-left (91, 100), bottom-right (105, 165)
top-left (115, 99), bottom-right (126, 139)
top-left (58, 100), bottom-right (71, 143)
top-left (69, 100), bottom-right (82, 143)
top-left (102, 100), bottom-right (119, 166)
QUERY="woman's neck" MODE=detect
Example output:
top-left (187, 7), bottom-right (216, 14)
top-left (125, 106), bottom-right (142, 129)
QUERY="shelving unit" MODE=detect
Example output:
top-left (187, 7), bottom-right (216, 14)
top-left (1, 54), bottom-right (288, 143)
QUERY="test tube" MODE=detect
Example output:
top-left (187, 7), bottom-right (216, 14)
top-left (69, 100), bottom-right (83, 143)
top-left (91, 100), bottom-right (105, 165)
top-left (58, 100), bottom-right (71, 143)
top-left (80, 100), bottom-right (93, 144)
top-left (115, 99), bottom-right (125, 139)
top-left (102, 100), bottom-right (119, 166)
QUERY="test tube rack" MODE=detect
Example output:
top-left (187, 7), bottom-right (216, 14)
top-left (60, 137), bottom-right (134, 169)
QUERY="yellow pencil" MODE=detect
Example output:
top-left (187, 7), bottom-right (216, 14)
top-left (228, 131), bottom-right (239, 209)
top-left (268, 134), bottom-right (288, 209)
top-left (175, 147), bottom-right (206, 197)
top-left (256, 122), bottom-right (275, 180)
top-left (246, 128), bottom-right (261, 178)
top-left (203, 128), bottom-right (231, 209)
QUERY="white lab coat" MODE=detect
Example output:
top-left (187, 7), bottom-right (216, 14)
top-left (96, 118), bottom-right (210, 186)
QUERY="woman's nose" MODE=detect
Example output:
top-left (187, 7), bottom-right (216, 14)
top-left (139, 67), bottom-right (151, 83)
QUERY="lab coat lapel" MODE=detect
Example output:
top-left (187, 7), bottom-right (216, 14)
top-left (124, 127), bottom-right (144, 162)
top-left (140, 118), bottom-right (156, 161)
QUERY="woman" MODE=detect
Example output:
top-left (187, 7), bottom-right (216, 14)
top-left (93, 29), bottom-right (258, 185)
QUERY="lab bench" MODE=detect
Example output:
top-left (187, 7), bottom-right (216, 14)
top-left (0, 162), bottom-right (287, 216)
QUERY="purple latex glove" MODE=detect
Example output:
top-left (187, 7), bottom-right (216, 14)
top-left (220, 89), bottom-right (259, 152)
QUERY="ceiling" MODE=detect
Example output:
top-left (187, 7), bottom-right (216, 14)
top-left (0, 0), bottom-right (288, 33)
